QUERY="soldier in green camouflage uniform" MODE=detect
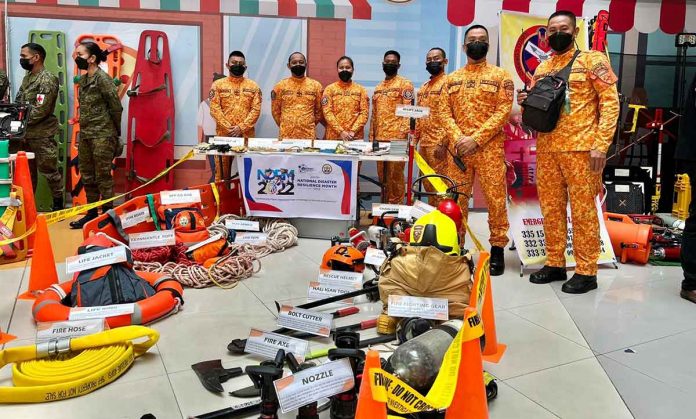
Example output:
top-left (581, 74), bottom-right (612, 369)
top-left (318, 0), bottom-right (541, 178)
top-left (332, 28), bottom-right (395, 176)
top-left (0, 69), bottom-right (8, 101)
top-left (70, 42), bottom-right (123, 229)
top-left (12, 43), bottom-right (63, 211)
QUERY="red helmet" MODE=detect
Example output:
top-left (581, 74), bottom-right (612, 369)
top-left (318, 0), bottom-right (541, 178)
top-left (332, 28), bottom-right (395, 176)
top-left (437, 198), bottom-right (463, 231)
top-left (321, 245), bottom-right (365, 272)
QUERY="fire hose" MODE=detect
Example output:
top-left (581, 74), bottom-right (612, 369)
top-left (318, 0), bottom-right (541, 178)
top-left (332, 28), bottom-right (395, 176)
top-left (0, 326), bottom-right (158, 403)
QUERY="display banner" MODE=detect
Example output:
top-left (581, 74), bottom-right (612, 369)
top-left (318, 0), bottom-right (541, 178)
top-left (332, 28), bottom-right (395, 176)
top-left (500, 11), bottom-right (589, 90)
top-left (238, 154), bottom-right (358, 220)
top-left (509, 197), bottom-right (616, 268)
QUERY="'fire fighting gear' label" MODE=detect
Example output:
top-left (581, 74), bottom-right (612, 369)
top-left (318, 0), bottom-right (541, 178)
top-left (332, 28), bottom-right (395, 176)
top-left (388, 295), bottom-right (449, 321)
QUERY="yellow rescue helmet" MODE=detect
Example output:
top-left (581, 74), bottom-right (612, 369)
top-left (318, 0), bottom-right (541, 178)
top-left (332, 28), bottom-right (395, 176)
top-left (410, 210), bottom-right (460, 256)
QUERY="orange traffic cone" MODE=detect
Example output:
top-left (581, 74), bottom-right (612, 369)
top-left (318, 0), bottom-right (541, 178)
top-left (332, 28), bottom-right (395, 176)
top-left (445, 308), bottom-right (489, 419)
top-left (18, 215), bottom-right (58, 300)
top-left (481, 269), bottom-right (507, 363)
top-left (0, 325), bottom-right (16, 344)
top-left (355, 350), bottom-right (387, 419)
top-left (13, 151), bottom-right (37, 252)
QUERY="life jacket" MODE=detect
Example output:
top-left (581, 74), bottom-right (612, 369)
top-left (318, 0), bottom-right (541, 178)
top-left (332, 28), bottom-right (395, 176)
top-left (157, 203), bottom-right (210, 246)
top-left (69, 235), bottom-right (157, 307)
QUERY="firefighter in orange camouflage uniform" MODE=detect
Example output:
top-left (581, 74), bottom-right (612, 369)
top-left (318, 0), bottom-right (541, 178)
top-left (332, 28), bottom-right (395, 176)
top-left (445, 25), bottom-right (513, 276)
top-left (210, 51), bottom-right (261, 180)
top-left (415, 47), bottom-right (452, 207)
top-left (370, 50), bottom-right (414, 204)
top-left (321, 56), bottom-right (369, 141)
top-left (518, 11), bottom-right (619, 294)
top-left (272, 52), bottom-right (323, 139)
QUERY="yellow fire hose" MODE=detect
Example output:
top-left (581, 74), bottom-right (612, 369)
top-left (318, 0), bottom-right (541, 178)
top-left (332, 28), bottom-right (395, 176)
top-left (0, 326), bottom-right (159, 403)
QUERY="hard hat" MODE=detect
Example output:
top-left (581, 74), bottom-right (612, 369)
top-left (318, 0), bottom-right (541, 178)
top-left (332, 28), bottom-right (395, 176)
top-left (321, 245), bottom-right (365, 272)
top-left (410, 210), bottom-right (460, 256)
top-left (437, 198), bottom-right (463, 232)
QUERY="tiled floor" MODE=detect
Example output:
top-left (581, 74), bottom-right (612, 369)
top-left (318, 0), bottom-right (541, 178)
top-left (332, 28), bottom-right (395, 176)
top-left (1, 213), bottom-right (694, 419)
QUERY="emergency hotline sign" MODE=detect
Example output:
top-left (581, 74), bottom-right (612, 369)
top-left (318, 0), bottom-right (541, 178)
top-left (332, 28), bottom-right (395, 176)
top-left (238, 153), bottom-right (358, 220)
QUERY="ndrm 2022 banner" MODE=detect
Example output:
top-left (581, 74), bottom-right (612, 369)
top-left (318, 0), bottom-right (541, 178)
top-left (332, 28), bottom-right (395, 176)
top-left (238, 154), bottom-right (358, 220)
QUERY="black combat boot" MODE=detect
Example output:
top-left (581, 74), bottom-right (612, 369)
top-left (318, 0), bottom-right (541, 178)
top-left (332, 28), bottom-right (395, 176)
top-left (69, 208), bottom-right (98, 229)
top-left (490, 246), bottom-right (505, 276)
top-left (529, 265), bottom-right (567, 284)
top-left (561, 273), bottom-right (598, 294)
top-left (52, 197), bottom-right (63, 212)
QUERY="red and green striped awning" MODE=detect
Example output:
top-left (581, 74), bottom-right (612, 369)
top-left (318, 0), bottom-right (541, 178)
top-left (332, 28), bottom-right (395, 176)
top-left (6, 0), bottom-right (372, 20)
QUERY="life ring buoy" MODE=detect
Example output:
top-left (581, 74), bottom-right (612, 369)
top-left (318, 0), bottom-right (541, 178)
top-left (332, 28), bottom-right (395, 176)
top-left (32, 271), bottom-right (184, 328)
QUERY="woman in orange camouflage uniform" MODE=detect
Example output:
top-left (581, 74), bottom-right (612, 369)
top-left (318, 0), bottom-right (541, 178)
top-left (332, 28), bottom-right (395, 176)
top-left (445, 25), bottom-right (514, 276)
top-left (271, 52), bottom-right (323, 139)
top-left (518, 11), bottom-right (619, 294)
top-left (415, 47), bottom-right (453, 207)
top-left (321, 56), bottom-right (369, 141)
top-left (370, 50), bottom-right (414, 204)
top-left (209, 51), bottom-right (261, 180)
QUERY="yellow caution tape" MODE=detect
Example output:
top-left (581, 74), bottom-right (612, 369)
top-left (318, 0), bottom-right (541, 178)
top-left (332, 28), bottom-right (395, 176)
top-left (413, 150), bottom-right (485, 252)
top-left (413, 150), bottom-right (450, 193)
top-left (368, 309), bottom-right (484, 414)
top-left (0, 326), bottom-right (158, 403)
top-left (0, 150), bottom-right (195, 247)
top-left (210, 182), bottom-right (221, 222)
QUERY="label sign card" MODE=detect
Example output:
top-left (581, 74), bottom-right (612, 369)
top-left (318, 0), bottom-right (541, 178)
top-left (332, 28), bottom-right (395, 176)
top-left (388, 295), bottom-right (449, 321)
top-left (364, 248), bottom-right (387, 267)
top-left (225, 219), bottom-right (261, 232)
top-left (274, 358), bottom-right (355, 414)
top-left (160, 189), bottom-right (201, 205)
top-left (411, 200), bottom-right (436, 220)
top-left (345, 141), bottom-right (372, 153)
top-left (69, 303), bottom-right (135, 321)
top-left (129, 230), bottom-right (176, 250)
top-left (395, 105), bottom-right (431, 119)
top-left (280, 139), bottom-right (313, 149)
top-left (372, 203), bottom-right (404, 217)
top-left (244, 329), bottom-right (309, 362)
top-left (119, 206), bottom-right (151, 229)
top-left (210, 136), bottom-right (245, 147)
top-left (36, 319), bottom-right (105, 343)
top-left (234, 232), bottom-right (268, 244)
top-left (277, 305), bottom-right (333, 337)
top-left (317, 270), bottom-right (363, 287)
top-left (65, 246), bottom-right (128, 274)
top-left (248, 138), bottom-right (279, 149)
top-left (314, 140), bottom-right (340, 151)
top-left (307, 281), bottom-right (359, 304)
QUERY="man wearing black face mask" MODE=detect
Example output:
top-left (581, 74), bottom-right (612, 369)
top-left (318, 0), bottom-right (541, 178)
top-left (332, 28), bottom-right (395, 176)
top-left (443, 25), bottom-right (514, 276)
top-left (517, 11), bottom-right (619, 294)
top-left (371, 50), bottom-right (414, 204)
top-left (271, 52), bottom-right (323, 139)
top-left (13, 42), bottom-right (64, 211)
top-left (210, 51), bottom-right (261, 178)
top-left (414, 47), bottom-right (452, 206)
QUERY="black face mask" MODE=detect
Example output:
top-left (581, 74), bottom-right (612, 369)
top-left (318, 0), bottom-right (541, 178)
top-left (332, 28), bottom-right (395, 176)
top-left (466, 41), bottom-right (489, 60)
top-left (230, 65), bottom-right (246, 77)
top-left (19, 58), bottom-right (33, 71)
top-left (426, 62), bottom-right (443, 76)
top-left (75, 57), bottom-right (90, 71)
top-left (338, 70), bottom-right (352, 82)
top-left (548, 32), bottom-right (574, 52)
top-left (290, 65), bottom-right (306, 77)
top-left (383, 63), bottom-right (398, 77)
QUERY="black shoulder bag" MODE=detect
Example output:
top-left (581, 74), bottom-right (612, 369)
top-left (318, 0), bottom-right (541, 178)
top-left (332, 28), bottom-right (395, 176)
top-left (522, 50), bottom-right (581, 133)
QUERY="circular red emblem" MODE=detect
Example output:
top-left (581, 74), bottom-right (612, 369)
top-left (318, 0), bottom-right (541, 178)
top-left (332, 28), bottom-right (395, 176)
top-left (513, 25), bottom-right (553, 85)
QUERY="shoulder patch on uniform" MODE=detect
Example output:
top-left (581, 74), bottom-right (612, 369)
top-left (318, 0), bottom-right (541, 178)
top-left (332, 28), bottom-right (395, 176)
top-left (403, 89), bottom-right (414, 100)
top-left (590, 62), bottom-right (618, 85)
top-left (208, 89), bottom-right (215, 99)
top-left (271, 90), bottom-right (277, 100)
top-left (36, 94), bottom-right (45, 105)
top-left (321, 96), bottom-right (329, 106)
top-left (504, 80), bottom-right (515, 100)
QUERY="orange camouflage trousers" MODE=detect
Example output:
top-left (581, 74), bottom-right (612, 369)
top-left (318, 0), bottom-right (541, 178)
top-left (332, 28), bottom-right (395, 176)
top-left (537, 151), bottom-right (601, 275)
top-left (419, 144), bottom-right (450, 207)
top-left (377, 160), bottom-right (405, 204)
top-left (449, 142), bottom-right (509, 247)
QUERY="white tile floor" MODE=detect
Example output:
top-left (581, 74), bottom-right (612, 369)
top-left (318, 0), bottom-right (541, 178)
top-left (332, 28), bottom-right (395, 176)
top-left (1, 212), bottom-right (694, 419)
